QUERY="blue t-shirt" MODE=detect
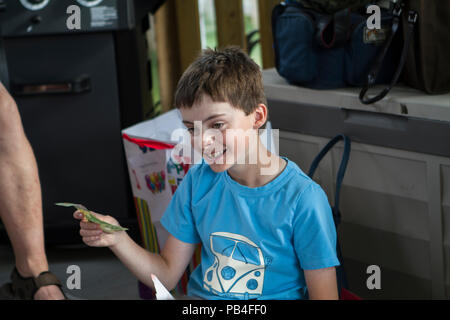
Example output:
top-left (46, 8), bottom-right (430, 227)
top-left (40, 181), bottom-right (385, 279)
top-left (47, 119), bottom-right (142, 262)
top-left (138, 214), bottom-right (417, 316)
top-left (160, 157), bottom-right (339, 300)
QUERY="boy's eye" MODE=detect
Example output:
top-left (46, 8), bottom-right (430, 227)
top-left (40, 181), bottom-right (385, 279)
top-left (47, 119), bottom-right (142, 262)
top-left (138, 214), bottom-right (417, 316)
top-left (186, 127), bottom-right (201, 136)
top-left (212, 123), bottom-right (224, 129)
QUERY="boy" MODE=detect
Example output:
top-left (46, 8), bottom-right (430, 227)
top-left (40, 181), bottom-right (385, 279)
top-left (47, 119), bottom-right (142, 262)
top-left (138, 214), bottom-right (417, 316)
top-left (74, 47), bottom-right (339, 300)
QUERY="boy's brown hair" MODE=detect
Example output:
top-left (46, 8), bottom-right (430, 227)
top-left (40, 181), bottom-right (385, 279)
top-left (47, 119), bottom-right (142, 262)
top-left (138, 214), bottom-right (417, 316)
top-left (174, 46), bottom-right (268, 126)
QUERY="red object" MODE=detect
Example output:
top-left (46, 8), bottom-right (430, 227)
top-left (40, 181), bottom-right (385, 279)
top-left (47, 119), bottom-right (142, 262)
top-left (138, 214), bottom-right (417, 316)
top-left (340, 288), bottom-right (362, 300)
top-left (122, 133), bottom-right (175, 150)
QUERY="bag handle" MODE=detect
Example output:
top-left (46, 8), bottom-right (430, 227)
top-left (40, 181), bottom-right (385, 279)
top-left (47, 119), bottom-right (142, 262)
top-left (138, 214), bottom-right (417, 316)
top-left (308, 134), bottom-right (351, 225)
top-left (359, 3), bottom-right (418, 104)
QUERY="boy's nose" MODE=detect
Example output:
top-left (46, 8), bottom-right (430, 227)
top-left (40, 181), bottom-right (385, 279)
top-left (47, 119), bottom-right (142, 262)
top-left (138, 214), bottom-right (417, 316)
top-left (202, 134), bottom-right (214, 148)
top-left (201, 130), bottom-right (219, 147)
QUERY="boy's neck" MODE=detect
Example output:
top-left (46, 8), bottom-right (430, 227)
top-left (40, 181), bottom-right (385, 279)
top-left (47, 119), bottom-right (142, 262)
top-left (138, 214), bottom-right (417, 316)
top-left (227, 141), bottom-right (287, 188)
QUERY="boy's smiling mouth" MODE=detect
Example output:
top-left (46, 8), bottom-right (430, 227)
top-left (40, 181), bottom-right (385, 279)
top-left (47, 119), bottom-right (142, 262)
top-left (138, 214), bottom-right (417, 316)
top-left (204, 146), bottom-right (227, 162)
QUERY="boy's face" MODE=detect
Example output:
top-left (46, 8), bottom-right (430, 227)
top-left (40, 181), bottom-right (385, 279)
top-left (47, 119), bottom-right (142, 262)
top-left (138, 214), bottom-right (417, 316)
top-left (180, 94), bottom-right (260, 173)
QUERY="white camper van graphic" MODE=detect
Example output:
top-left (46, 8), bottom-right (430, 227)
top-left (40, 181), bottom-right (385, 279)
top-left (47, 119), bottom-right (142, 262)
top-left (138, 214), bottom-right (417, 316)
top-left (203, 232), bottom-right (266, 298)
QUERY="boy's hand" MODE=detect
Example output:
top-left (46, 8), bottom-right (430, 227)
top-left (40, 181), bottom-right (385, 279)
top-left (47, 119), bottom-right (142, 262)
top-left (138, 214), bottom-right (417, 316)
top-left (73, 210), bottom-right (126, 248)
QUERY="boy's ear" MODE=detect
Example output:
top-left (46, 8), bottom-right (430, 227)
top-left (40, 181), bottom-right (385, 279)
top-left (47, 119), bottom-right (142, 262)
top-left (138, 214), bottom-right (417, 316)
top-left (253, 103), bottom-right (268, 130)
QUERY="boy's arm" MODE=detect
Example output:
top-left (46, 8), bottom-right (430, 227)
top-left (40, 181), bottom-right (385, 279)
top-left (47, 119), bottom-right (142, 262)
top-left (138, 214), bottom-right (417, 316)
top-left (110, 232), bottom-right (197, 291)
top-left (304, 267), bottom-right (339, 300)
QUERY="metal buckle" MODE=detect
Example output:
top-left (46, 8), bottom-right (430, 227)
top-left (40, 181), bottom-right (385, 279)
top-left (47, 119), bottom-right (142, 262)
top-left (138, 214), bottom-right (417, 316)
top-left (408, 11), bottom-right (418, 24)
top-left (393, 4), bottom-right (403, 17)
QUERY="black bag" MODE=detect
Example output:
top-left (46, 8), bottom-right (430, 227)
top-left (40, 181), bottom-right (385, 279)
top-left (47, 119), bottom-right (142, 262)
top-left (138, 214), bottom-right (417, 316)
top-left (308, 134), bottom-right (352, 298)
top-left (272, 1), bottom-right (402, 90)
top-left (402, 0), bottom-right (450, 94)
top-left (358, 0), bottom-right (450, 101)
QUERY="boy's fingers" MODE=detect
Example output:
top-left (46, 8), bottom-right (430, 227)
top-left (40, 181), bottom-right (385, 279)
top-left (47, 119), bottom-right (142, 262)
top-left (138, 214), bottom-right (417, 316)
top-left (80, 220), bottom-right (101, 230)
top-left (73, 210), bottom-right (84, 220)
top-left (75, 209), bottom-right (101, 230)
top-left (73, 210), bottom-right (90, 223)
top-left (83, 235), bottom-right (102, 242)
top-left (80, 229), bottom-right (103, 237)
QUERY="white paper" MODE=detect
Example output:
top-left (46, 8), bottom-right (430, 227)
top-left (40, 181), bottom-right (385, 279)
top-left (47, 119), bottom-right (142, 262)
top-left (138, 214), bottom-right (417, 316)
top-left (122, 109), bottom-right (185, 145)
top-left (151, 273), bottom-right (175, 300)
top-left (126, 147), bottom-right (173, 222)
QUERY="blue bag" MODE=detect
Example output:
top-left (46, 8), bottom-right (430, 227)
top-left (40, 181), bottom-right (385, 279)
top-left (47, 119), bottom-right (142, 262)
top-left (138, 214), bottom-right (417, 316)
top-left (272, 1), bottom-right (402, 91)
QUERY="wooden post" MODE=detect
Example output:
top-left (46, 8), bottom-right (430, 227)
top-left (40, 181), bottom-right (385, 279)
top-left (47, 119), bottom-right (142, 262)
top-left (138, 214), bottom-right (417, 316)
top-left (214, 0), bottom-right (247, 51)
top-left (175, 0), bottom-right (202, 72)
top-left (258, 0), bottom-right (279, 69)
top-left (154, 0), bottom-right (181, 112)
top-left (154, 0), bottom-right (201, 112)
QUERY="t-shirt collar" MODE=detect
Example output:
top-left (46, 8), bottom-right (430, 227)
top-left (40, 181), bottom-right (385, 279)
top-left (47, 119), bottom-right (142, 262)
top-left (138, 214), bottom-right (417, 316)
top-left (222, 156), bottom-right (293, 196)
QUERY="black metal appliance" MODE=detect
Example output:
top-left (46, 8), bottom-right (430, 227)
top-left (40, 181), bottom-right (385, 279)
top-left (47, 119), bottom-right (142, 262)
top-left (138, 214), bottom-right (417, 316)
top-left (0, 0), bottom-right (164, 244)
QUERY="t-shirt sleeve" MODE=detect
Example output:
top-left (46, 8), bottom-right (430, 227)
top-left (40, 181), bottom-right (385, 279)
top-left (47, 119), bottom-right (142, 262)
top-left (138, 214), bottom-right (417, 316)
top-left (293, 183), bottom-right (340, 270)
top-left (160, 167), bottom-right (201, 244)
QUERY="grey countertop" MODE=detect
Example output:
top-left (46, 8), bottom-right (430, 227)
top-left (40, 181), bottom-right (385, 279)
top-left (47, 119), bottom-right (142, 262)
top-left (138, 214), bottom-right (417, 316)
top-left (263, 68), bottom-right (450, 122)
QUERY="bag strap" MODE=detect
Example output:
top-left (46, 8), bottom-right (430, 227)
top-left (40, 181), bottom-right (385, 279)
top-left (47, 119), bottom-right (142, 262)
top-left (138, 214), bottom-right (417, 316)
top-left (308, 134), bottom-right (351, 225)
top-left (359, 3), bottom-right (418, 104)
top-left (308, 135), bottom-right (351, 294)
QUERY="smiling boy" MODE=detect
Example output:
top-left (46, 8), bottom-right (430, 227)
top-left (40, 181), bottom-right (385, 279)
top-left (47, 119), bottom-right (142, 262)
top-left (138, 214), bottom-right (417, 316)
top-left (74, 46), bottom-right (340, 300)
